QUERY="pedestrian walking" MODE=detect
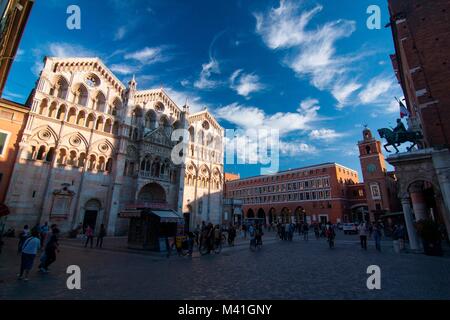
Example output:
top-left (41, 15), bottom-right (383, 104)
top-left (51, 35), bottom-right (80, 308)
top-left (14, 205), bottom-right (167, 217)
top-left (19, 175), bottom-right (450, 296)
top-left (17, 229), bottom-right (41, 281)
top-left (17, 225), bottom-right (30, 254)
top-left (96, 224), bottom-right (106, 248)
top-left (303, 223), bottom-right (309, 241)
top-left (358, 222), bottom-right (368, 250)
top-left (39, 225), bottom-right (60, 273)
top-left (314, 223), bottom-right (320, 240)
top-left (39, 222), bottom-right (49, 249)
top-left (242, 224), bottom-right (247, 239)
top-left (373, 221), bottom-right (382, 252)
top-left (84, 225), bottom-right (94, 248)
top-left (326, 223), bottom-right (335, 248)
top-left (227, 224), bottom-right (236, 246)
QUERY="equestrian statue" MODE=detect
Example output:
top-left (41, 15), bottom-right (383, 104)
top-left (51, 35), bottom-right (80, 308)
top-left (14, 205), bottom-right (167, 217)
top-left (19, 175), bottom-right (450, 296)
top-left (377, 118), bottom-right (423, 153)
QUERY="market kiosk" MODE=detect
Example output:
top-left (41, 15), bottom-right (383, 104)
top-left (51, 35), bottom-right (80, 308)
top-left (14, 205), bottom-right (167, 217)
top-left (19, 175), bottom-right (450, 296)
top-left (120, 207), bottom-right (184, 252)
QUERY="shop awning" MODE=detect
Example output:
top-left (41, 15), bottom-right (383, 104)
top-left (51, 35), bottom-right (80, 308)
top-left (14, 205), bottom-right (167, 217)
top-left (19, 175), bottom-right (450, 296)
top-left (150, 210), bottom-right (184, 223)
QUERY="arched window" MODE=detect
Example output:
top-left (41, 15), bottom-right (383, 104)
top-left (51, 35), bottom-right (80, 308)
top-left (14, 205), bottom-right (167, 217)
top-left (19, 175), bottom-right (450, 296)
top-left (87, 155), bottom-right (96, 171)
top-left (97, 156), bottom-right (106, 171)
top-left (110, 98), bottom-right (122, 116)
top-left (197, 129), bottom-right (204, 145)
top-left (145, 110), bottom-right (157, 129)
top-left (45, 147), bottom-right (55, 162)
top-left (48, 102), bottom-right (58, 118)
top-left (106, 158), bottom-right (113, 172)
top-left (57, 149), bottom-right (67, 165)
top-left (151, 159), bottom-right (160, 177)
top-left (75, 84), bottom-right (88, 107)
top-left (104, 119), bottom-right (112, 133)
top-left (36, 145), bottom-right (46, 160)
top-left (78, 153), bottom-right (86, 167)
top-left (56, 77), bottom-right (69, 100)
top-left (95, 117), bottom-right (104, 131)
top-left (94, 91), bottom-right (106, 112)
top-left (68, 150), bottom-right (77, 166)
top-left (38, 99), bottom-right (48, 115)
top-left (160, 116), bottom-right (171, 137)
top-left (76, 111), bottom-right (86, 126)
top-left (56, 105), bottom-right (67, 120)
top-left (67, 108), bottom-right (77, 123)
top-left (112, 121), bottom-right (119, 135)
top-left (86, 113), bottom-right (95, 129)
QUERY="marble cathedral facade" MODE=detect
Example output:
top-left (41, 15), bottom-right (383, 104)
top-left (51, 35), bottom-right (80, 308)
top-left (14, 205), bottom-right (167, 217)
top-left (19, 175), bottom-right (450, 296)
top-left (4, 57), bottom-right (224, 235)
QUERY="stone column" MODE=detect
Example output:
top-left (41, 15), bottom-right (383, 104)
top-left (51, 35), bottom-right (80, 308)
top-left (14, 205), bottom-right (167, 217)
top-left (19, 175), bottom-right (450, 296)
top-left (409, 183), bottom-right (428, 221)
top-left (401, 197), bottom-right (420, 250)
top-left (432, 149), bottom-right (450, 239)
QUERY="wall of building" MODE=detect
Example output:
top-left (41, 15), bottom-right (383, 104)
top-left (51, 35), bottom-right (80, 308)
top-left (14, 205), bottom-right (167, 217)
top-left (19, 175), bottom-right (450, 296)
top-left (224, 163), bottom-right (361, 224)
top-left (389, 0), bottom-right (450, 149)
top-left (0, 98), bottom-right (28, 203)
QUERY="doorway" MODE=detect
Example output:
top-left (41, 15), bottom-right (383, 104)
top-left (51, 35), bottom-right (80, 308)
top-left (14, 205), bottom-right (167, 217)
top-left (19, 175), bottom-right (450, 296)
top-left (83, 210), bottom-right (98, 231)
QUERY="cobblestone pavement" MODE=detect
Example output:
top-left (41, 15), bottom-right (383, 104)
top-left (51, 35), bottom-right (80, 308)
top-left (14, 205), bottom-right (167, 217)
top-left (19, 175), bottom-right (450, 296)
top-left (1, 231), bottom-right (450, 300)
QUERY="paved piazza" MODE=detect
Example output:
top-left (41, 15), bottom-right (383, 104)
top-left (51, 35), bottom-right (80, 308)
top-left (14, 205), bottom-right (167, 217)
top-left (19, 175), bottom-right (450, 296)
top-left (1, 232), bottom-right (450, 300)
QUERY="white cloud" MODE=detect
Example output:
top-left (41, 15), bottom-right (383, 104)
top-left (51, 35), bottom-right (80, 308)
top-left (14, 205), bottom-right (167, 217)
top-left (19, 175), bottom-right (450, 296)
top-left (110, 64), bottom-right (140, 75)
top-left (215, 98), bottom-right (321, 135)
top-left (254, 1), bottom-right (358, 98)
top-left (332, 81), bottom-right (362, 108)
top-left (114, 26), bottom-right (128, 41)
top-left (229, 69), bottom-right (265, 97)
top-left (358, 76), bottom-right (394, 104)
top-left (309, 129), bottom-right (345, 141)
top-left (124, 47), bottom-right (165, 64)
top-left (48, 42), bottom-right (97, 57)
top-left (216, 98), bottom-right (323, 163)
top-left (164, 87), bottom-right (205, 114)
top-left (194, 58), bottom-right (221, 89)
top-left (254, 1), bottom-right (322, 49)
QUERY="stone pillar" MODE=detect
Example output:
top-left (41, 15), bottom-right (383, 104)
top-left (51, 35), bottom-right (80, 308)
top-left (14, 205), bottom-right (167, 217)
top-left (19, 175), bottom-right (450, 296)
top-left (409, 183), bottom-right (428, 221)
top-left (432, 149), bottom-right (450, 240)
top-left (401, 197), bottom-right (420, 250)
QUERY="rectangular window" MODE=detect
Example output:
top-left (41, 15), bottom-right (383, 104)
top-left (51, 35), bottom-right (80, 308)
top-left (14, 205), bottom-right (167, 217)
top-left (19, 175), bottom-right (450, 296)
top-left (0, 131), bottom-right (9, 156)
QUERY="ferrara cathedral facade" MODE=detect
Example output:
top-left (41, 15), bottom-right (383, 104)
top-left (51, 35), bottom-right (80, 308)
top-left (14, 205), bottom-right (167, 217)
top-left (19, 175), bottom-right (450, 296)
top-left (5, 57), bottom-right (224, 235)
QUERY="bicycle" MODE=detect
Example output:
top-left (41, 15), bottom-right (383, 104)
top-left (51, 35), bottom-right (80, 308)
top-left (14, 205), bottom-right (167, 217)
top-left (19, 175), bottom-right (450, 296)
top-left (249, 237), bottom-right (262, 251)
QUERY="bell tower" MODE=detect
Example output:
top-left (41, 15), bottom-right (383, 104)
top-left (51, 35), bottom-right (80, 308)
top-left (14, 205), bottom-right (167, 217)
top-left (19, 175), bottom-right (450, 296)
top-left (358, 127), bottom-right (390, 221)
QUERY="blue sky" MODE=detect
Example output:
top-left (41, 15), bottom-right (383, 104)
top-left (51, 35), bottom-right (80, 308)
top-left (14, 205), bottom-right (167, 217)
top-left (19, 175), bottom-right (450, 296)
top-left (3, 0), bottom-right (405, 180)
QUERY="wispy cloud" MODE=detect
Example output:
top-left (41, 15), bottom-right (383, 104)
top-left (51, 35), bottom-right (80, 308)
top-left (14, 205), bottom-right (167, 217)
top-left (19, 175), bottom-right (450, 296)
top-left (215, 98), bottom-right (321, 135)
top-left (309, 128), bottom-right (346, 141)
top-left (110, 63), bottom-right (140, 75)
top-left (194, 30), bottom-right (226, 90)
top-left (229, 69), bottom-right (265, 98)
top-left (332, 81), bottom-right (362, 109)
top-left (194, 58), bottom-right (221, 89)
top-left (254, 1), bottom-right (362, 104)
top-left (358, 76), bottom-right (394, 104)
top-left (114, 25), bottom-right (128, 41)
top-left (124, 46), bottom-right (167, 64)
top-left (47, 42), bottom-right (97, 57)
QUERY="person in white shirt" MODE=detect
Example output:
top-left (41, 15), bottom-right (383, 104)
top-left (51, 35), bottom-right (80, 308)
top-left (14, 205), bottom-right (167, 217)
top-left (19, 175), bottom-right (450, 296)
top-left (358, 222), bottom-right (368, 250)
top-left (18, 230), bottom-right (41, 281)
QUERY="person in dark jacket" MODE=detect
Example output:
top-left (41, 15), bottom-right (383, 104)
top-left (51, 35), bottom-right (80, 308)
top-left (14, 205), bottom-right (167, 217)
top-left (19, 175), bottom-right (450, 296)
top-left (39, 225), bottom-right (60, 273)
top-left (96, 224), bottom-right (106, 248)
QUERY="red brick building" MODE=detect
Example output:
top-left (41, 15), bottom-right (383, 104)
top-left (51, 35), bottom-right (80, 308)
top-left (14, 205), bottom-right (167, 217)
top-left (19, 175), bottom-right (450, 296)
top-left (386, 0), bottom-right (450, 249)
top-left (224, 163), bottom-right (367, 225)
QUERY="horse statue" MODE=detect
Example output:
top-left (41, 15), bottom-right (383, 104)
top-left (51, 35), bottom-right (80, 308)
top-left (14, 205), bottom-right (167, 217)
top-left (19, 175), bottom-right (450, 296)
top-left (377, 127), bottom-right (423, 153)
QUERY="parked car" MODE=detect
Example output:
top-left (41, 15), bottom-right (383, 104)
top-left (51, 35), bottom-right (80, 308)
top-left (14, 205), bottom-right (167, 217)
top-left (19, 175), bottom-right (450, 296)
top-left (343, 223), bottom-right (358, 235)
